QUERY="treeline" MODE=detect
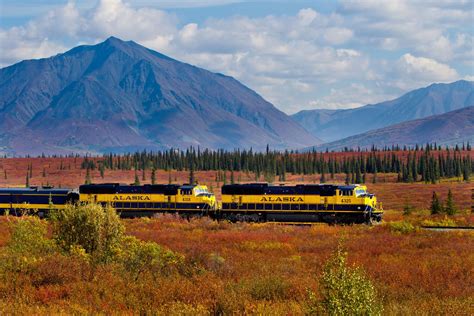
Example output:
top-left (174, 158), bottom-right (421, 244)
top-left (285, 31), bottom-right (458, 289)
top-left (80, 144), bottom-right (473, 183)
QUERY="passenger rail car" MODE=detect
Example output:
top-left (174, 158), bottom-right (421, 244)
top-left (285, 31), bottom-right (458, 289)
top-left (79, 183), bottom-right (216, 217)
top-left (0, 187), bottom-right (78, 217)
top-left (219, 183), bottom-right (383, 224)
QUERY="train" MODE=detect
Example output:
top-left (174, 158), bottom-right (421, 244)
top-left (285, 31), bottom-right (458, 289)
top-left (0, 183), bottom-right (383, 224)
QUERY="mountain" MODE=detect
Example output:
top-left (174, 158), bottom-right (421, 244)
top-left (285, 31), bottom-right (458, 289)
top-left (0, 37), bottom-right (320, 155)
top-left (292, 80), bottom-right (474, 142)
top-left (307, 106), bottom-right (474, 151)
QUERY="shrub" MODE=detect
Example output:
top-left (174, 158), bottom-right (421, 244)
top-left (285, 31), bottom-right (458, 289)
top-left (119, 236), bottom-right (186, 280)
top-left (421, 217), bottom-right (457, 227)
top-left (50, 203), bottom-right (124, 264)
top-left (388, 221), bottom-right (416, 234)
top-left (1, 217), bottom-right (56, 273)
top-left (6, 217), bottom-right (56, 258)
top-left (247, 276), bottom-right (290, 301)
top-left (308, 243), bottom-right (382, 315)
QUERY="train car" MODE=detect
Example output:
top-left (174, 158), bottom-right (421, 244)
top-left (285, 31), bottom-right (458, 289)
top-left (79, 183), bottom-right (216, 217)
top-left (219, 183), bottom-right (383, 224)
top-left (0, 187), bottom-right (78, 217)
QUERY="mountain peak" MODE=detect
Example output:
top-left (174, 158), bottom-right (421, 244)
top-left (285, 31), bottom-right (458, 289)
top-left (0, 38), bottom-right (319, 155)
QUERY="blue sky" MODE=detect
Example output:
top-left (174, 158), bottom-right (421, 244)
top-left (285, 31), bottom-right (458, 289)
top-left (0, 0), bottom-right (473, 114)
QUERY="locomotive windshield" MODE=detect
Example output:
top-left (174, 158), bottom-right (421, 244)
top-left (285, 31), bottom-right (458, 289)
top-left (355, 188), bottom-right (366, 197)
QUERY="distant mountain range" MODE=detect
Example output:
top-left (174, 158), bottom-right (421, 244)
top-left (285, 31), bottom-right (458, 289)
top-left (292, 80), bottom-right (474, 143)
top-left (0, 37), bottom-right (320, 155)
top-left (307, 106), bottom-right (474, 151)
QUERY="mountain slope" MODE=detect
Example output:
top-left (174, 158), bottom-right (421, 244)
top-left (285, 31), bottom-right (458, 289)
top-left (308, 106), bottom-right (474, 151)
top-left (292, 80), bottom-right (474, 142)
top-left (0, 37), bottom-right (321, 155)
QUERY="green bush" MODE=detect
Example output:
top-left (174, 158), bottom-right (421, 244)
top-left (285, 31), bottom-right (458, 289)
top-left (118, 236), bottom-right (185, 280)
top-left (50, 203), bottom-right (124, 264)
top-left (7, 217), bottom-right (56, 257)
top-left (308, 243), bottom-right (382, 315)
top-left (0, 217), bottom-right (57, 273)
top-left (388, 221), bottom-right (416, 234)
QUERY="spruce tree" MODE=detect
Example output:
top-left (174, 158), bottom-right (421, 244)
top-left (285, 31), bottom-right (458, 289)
top-left (84, 167), bottom-right (92, 185)
top-left (25, 172), bottom-right (29, 188)
top-left (463, 159), bottom-right (470, 182)
top-left (320, 171), bottom-right (326, 184)
top-left (151, 168), bottom-right (156, 185)
top-left (372, 172), bottom-right (377, 184)
top-left (430, 191), bottom-right (442, 215)
top-left (133, 171), bottom-right (140, 186)
top-left (444, 189), bottom-right (457, 215)
top-left (189, 167), bottom-right (195, 185)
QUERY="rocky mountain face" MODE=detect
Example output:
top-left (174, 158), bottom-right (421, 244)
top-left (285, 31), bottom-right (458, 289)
top-left (0, 37), bottom-right (320, 155)
top-left (307, 106), bottom-right (474, 151)
top-left (292, 80), bottom-right (474, 142)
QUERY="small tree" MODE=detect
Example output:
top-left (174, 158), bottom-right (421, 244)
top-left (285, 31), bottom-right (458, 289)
top-left (189, 167), bottom-right (195, 185)
top-left (133, 170), bottom-right (140, 186)
top-left (430, 191), bottom-right (443, 215)
top-left (84, 167), bottom-right (92, 185)
top-left (308, 242), bottom-right (382, 315)
top-left (320, 171), bottom-right (326, 184)
top-left (444, 189), bottom-right (457, 215)
top-left (25, 172), bottom-right (29, 188)
top-left (403, 199), bottom-right (414, 216)
top-left (51, 203), bottom-right (124, 264)
top-left (151, 168), bottom-right (156, 185)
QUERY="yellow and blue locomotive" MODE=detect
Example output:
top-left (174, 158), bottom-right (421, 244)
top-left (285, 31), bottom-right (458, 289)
top-left (79, 183), bottom-right (216, 217)
top-left (219, 183), bottom-right (382, 224)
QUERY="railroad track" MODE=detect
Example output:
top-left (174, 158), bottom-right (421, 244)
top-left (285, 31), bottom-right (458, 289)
top-left (421, 226), bottom-right (474, 231)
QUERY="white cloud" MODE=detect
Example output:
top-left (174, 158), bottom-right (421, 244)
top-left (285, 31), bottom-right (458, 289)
top-left (390, 53), bottom-right (459, 90)
top-left (0, 0), bottom-right (471, 113)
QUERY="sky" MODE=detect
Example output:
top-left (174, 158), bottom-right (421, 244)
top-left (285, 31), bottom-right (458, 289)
top-left (0, 0), bottom-right (473, 114)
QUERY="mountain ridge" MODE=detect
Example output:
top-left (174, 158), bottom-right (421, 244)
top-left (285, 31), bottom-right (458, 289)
top-left (0, 37), bottom-right (321, 155)
top-left (307, 106), bottom-right (474, 151)
top-left (292, 80), bottom-right (474, 142)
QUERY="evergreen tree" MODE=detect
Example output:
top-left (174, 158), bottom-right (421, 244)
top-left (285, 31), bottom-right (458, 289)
top-left (25, 172), bottom-right (29, 188)
top-left (355, 165), bottom-right (362, 183)
top-left (151, 168), bottom-right (156, 185)
top-left (320, 171), bottom-right (326, 184)
top-left (463, 159), bottom-right (470, 182)
top-left (84, 167), bottom-right (92, 185)
top-left (444, 189), bottom-right (457, 215)
top-left (230, 170), bottom-right (235, 184)
top-left (372, 172), bottom-right (377, 184)
top-left (189, 167), bottom-right (195, 185)
top-left (133, 170), bottom-right (140, 186)
top-left (430, 191), bottom-right (443, 215)
top-left (142, 168), bottom-right (146, 181)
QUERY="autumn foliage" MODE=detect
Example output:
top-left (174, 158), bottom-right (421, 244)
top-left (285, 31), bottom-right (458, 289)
top-left (0, 207), bottom-right (473, 314)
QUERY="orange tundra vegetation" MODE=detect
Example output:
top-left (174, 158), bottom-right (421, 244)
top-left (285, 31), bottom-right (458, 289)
top-left (0, 212), bottom-right (473, 314)
top-left (0, 153), bottom-right (472, 314)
